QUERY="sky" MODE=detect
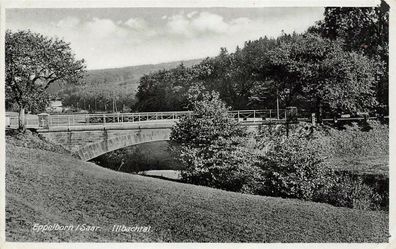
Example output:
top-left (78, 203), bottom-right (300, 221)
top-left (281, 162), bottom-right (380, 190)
top-left (6, 8), bottom-right (325, 69)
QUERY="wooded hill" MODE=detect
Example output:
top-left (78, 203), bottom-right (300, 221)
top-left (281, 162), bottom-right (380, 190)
top-left (48, 58), bottom-right (202, 112)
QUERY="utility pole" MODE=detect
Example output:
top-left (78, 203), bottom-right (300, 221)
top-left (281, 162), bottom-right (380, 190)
top-left (276, 88), bottom-right (280, 120)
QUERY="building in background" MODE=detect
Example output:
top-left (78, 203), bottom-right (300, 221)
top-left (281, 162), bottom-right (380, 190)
top-left (46, 97), bottom-right (63, 113)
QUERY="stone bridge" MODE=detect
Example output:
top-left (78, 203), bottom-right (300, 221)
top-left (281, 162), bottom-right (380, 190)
top-left (6, 110), bottom-right (294, 161)
top-left (38, 121), bottom-right (177, 161)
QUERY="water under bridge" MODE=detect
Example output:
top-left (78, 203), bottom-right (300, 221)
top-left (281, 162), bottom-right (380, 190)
top-left (6, 109), bottom-right (296, 161)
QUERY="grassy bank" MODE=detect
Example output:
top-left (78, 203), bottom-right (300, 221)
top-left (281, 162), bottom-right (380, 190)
top-left (6, 137), bottom-right (389, 242)
top-left (316, 121), bottom-right (388, 176)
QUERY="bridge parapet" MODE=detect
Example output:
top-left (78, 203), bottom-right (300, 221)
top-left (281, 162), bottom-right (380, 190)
top-left (6, 109), bottom-right (290, 130)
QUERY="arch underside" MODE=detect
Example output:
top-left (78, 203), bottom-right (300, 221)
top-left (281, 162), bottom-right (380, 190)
top-left (76, 129), bottom-right (171, 161)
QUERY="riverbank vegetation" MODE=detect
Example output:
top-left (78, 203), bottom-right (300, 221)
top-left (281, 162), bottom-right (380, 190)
top-left (168, 86), bottom-right (388, 211)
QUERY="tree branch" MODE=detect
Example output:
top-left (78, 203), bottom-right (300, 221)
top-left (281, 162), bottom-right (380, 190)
top-left (44, 77), bottom-right (62, 90)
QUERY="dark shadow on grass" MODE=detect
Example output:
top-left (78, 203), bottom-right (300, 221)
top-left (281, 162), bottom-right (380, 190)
top-left (139, 174), bottom-right (183, 183)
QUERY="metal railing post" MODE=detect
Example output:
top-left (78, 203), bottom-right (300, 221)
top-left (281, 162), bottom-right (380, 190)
top-left (103, 114), bottom-right (106, 124)
top-left (253, 110), bottom-right (256, 123)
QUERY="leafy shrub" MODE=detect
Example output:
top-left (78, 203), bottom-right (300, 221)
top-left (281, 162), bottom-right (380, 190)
top-left (253, 124), bottom-right (386, 211)
top-left (175, 136), bottom-right (264, 192)
top-left (255, 132), bottom-right (332, 201)
top-left (317, 174), bottom-right (383, 210)
top-left (170, 87), bottom-right (262, 192)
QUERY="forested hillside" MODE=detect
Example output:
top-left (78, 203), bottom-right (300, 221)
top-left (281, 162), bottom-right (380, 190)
top-left (47, 59), bottom-right (202, 112)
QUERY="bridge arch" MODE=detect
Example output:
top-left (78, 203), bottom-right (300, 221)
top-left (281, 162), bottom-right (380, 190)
top-left (75, 128), bottom-right (172, 161)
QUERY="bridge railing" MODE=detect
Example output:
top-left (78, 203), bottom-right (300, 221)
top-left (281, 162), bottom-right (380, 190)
top-left (6, 109), bottom-right (289, 129)
top-left (46, 111), bottom-right (194, 127)
top-left (5, 113), bottom-right (40, 129)
top-left (228, 109), bottom-right (287, 122)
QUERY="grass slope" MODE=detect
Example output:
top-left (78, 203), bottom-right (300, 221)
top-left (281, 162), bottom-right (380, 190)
top-left (6, 144), bottom-right (388, 242)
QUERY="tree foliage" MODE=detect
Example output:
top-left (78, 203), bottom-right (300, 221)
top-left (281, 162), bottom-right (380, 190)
top-left (5, 30), bottom-right (86, 128)
top-left (135, 30), bottom-right (382, 120)
top-left (135, 64), bottom-right (196, 111)
top-left (134, 37), bottom-right (281, 112)
top-left (310, 0), bottom-right (389, 109)
top-left (266, 34), bottom-right (378, 118)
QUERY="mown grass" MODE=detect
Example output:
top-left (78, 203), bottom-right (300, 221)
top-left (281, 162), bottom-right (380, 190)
top-left (5, 142), bottom-right (389, 242)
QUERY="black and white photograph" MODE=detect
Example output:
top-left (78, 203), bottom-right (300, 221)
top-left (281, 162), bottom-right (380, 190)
top-left (1, 0), bottom-right (393, 245)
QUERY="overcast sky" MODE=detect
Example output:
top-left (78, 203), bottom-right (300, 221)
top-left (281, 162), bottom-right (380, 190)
top-left (7, 8), bottom-right (324, 69)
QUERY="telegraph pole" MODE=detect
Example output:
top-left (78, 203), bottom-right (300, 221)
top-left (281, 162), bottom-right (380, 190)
top-left (276, 88), bottom-right (280, 119)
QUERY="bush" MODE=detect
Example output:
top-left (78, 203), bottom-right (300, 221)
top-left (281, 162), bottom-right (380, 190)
top-left (317, 174), bottom-right (384, 210)
top-left (255, 132), bottom-right (332, 201)
top-left (175, 136), bottom-right (264, 192)
top-left (253, 124), bottom-right (386, 211)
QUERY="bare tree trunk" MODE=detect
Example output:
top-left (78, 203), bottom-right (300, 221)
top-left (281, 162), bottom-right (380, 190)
top-left (18, 107), bottom-right (26, 132)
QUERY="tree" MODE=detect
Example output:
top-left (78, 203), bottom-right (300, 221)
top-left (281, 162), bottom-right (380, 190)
top-left (135, 64), bottom-right (196, 111)
top-left (5, 30), bottom-right (86, 130)
top-left (266, 34), bottom-right (377, 121)
top-left (133, 36), bottom-right (281, 112)
top-left (310, 1), bottom-right (389, 110)
top-left (169, 85), bottom-right (259, 191)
